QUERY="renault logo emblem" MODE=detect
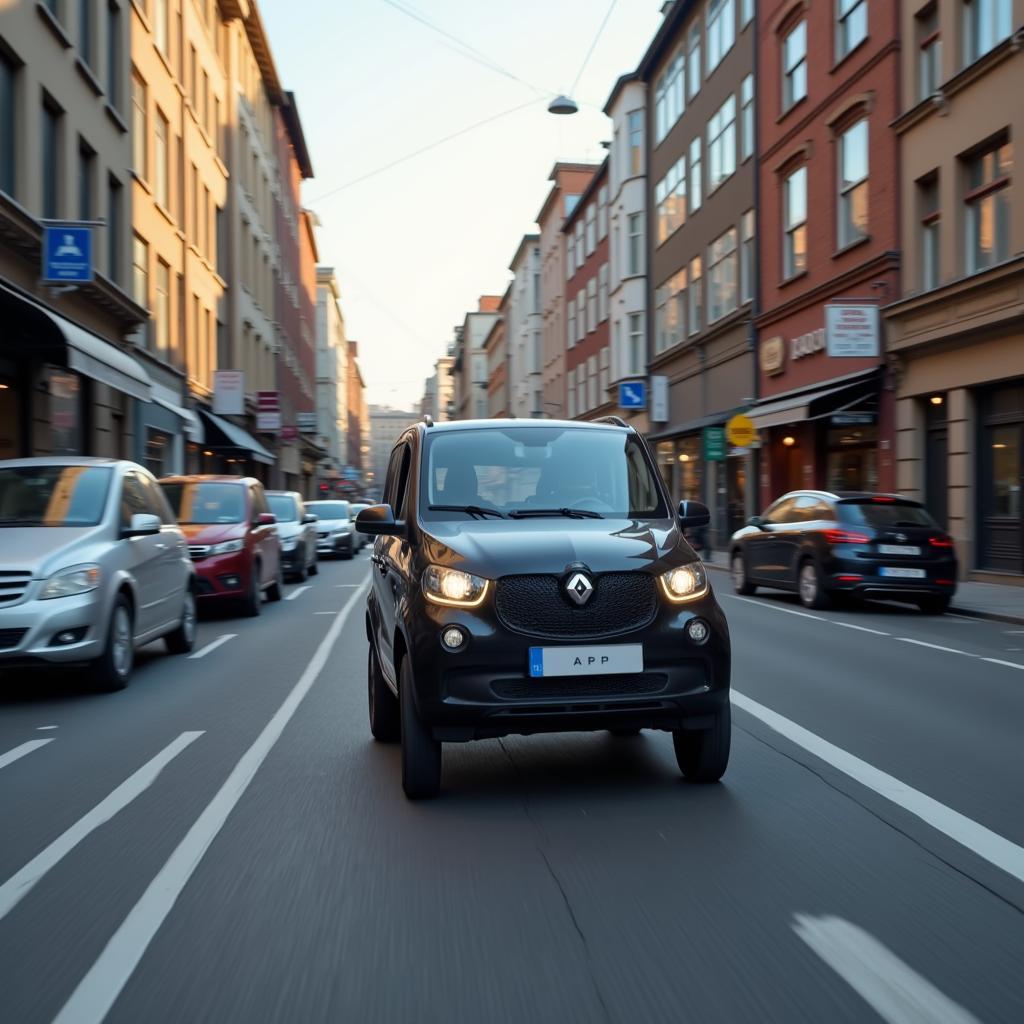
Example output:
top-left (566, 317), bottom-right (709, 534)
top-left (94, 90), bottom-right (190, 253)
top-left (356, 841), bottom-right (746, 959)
top-left (565, 572), bottom-right (594, 606)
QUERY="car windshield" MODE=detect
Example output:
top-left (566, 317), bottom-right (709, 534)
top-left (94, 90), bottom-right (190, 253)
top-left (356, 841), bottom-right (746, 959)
top-left (267, 494), bottom-right (298, 522)
top-left (421, 427), bottom-right (667, 520)
top-left (307, 501), bottom-right (350, 521)
top-left (0, 466), bottom-right (112, 527)
top-left (160, 482), bottom-right (246, 524)
top-left (838, 500), bottom-right (938, 529)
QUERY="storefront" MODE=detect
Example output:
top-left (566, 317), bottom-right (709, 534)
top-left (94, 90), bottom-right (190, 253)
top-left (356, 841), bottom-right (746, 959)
top-left (191, 409), bottom-right (275, 479)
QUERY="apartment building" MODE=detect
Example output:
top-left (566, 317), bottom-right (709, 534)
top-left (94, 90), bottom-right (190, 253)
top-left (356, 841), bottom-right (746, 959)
top-left (484, 289), bottom-right (510, 418)
top-left (642, 0), bottom-right (757, 543)
top-left (885, 0), bottom-right (1023, 579)
top-left (422, 353), bottom-right (455, 422)
top-left (506, 234), bottom-right (541, 418)
top-left (346, 340), bottom-right (369, 482)
top-left (368, 404), bottom-right (416, 491)
top-left (315, 266), bottom-right (348, 473)
top-left (564, 159), bottom-right (612, 421)
top-left (453, 296), bottom-right (501, 420)
top-left (0, 0), bottom-right (149, 461)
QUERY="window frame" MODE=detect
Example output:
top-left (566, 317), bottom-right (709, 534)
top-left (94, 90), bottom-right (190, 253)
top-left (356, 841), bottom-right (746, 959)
top-left (918, 173), bottom-right (940, 292)
top-left (688, 256), bottom-right (703, 336)
top-left (690, 137), bottom-right (703, 212)
top-left (707, 227), bottom-right (739, 324)
top-left (837, 118), bottom-right (870, 249)
top-left (963, 137), bottom-right (1012, 274)
top-left (782, 20), bottom-right (808, 113)
top-left (916, 5), bottom-right (941, 102)
top-left (835, 0), bottom-right (868, 62)
top-left (740, 74), bottom-right (754, 162)
top-left (783, 165), bottom-right (808, 280)
top-left (707, 0), bottom-right (736, 75)
top-left (707, 94), bottom-right (737, 193)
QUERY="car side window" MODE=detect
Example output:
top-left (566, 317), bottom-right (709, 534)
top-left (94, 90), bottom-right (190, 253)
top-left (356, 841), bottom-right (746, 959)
top-left (138, 473), bottom-right (174, 524)
top-left (120, 473), bottom-right (150, 530)
top-left (250, 485), bottom-right (269, 520)
top-left (383, 446), bottom-right (403, 508)
top-left (793, 495), bottom-right (823, 522)
top-left (393, 445), bottom-right (412, 519)
top-left (764, 497), bottom-right (795, 525)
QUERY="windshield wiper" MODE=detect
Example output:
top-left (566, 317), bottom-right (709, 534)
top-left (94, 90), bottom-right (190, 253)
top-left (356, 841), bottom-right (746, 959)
top-left (508, 507), bottom-right (603, 520)
top-left (428, 504), bottom-right (506, 519)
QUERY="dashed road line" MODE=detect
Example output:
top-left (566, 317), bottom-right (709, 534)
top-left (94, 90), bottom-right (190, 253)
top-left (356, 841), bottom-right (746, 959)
top-left (37, 725), bottom-right (58, 731)
top-left (894, 638), bottom-right (974, 657)
top-left (0, 739), bottom-right (54, 772)
top-left (187, 634), bottom-right (237, 660)
top-left (285, 585), bottom-right (311, 601)
top-left (833, 622), bottom-right (890, 636)
top-left (0, 732), bottom-right (203, 921)
top-left (983, 657), bottom-right (1024, 672)
top-left (727, 595), bottom-right (825, 622)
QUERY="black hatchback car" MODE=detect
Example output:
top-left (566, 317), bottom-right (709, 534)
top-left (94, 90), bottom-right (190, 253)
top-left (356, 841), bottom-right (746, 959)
top-left (729, 490), bottom-right (957, 613)
top-left (357, 418), bottom-right (731, 799)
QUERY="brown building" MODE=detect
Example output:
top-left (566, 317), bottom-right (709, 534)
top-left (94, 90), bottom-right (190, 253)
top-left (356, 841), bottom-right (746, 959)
top-left (564, 159), bottom-right (612, 421)
top-left (885, 0), bottom-right (1023, 580)
top-left (641, 0), bottom-right (758, 544)
top-left (751, 0), bottom-right (900, 509)
top-left (346, 340), bottom-right (368, 481)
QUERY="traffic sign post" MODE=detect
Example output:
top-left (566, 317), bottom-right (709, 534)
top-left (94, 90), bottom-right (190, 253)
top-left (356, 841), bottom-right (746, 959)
top-left (619, 380), bottom-right (647, 410)
top-left (42, 225), bottom-right (93, 284)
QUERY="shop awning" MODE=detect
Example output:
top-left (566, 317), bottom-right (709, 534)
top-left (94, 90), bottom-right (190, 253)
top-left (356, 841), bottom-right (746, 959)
top-left (199, 410), bottom-right (275, 465)
top-left (0, 282), bottom-right (152, 401)
top-left (748, 369), bottom-right (880, 431)
top-left (151, 383), bottom-right (203, 442)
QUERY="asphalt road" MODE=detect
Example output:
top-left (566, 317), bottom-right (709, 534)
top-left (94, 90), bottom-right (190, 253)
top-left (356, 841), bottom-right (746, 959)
top-left (1, 550), bottom-right (1023, 1023)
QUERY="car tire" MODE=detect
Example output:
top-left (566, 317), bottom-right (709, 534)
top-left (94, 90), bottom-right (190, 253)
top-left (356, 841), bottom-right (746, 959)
top-left (342, 547), bottom-right (353, 561)
top-left (292, 559), bottom-right (307, 584)
top-left (798, 559), bottom-right (831, 610)
top-left (165, 589), bottom-right (197, 655)
top-left (731, 551), bottom-right (756, 595)
top-left (400, 657), bottom-right (441, 799)
top-left (308, 555), bottom-right (319, 577)
top-left (368, 645), bottom-right (400, 742)
top-left (267, 563), bottom-right (284, 603)
top-left (242, 565), bottom-right (262, 618)
top-left (917, 595), bottom-right (952, 615)
top-left (672, 704), bottom-right (731, 783)
top-left (92, 595), bottom-right (134, 692)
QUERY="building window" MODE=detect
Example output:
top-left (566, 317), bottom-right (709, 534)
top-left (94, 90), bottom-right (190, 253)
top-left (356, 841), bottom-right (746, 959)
top-left (42, 97), bottom-right (61, 220)
top-left (588, 356), bottom-right (598, 412)
top-left (836, 0), bottom-right (868, 60)
top-left (587, 278), bottom-right (597, 332)
top-left (688, 23), bottom-right (702, 100)
top-left (133, 234), bottom-right (149, 311)
top-left (155, 259), bottom-right (170, 356)
top-left (838, 119), bottom-right (869, 247)
top-left (741, 74), bottom-right (754, 161)
top-left (628, 110), bottom-right (643, 175)
top-left (568, 297), bottom-right (577, 347)
top-left (628, 313), bottom-right (644, 375)
top-left (918, 174), bottom-right (940, 291)
top-left (1, 53), bottom-right (17, 197)
top-left (598, 185), bottom-right (608, 239)
top-left (577, 290), bottom-right (586, 342)
top-left (154, 109), bottom-right (168, 208)
top-left (567, 231), bottom-right (575, 278)
top-left (707, 94), bottom-right (737, 192)
top-left (79, 0), bottom-right (93, 66)
top-left (154, 0), bottom-right (168, 56)
top-left (741, 0), bottom-right (754, 27)
top-left (964, 138), bottom-right (1012, 273)
top-left (599, 347), bottom-right (610, 394)
top-left (707, 0), bottom-right (736, 74)
top-left (963, 0), bottom-right (1012, 66)
top-left (107, 175), bottom-right (122, 282)
top-left (568, 376), bottom-right (577, 419)
top-left (585, 203), bottom-right (596, 256)
top-left (575, 220), bottom-right (584, 270)
top-left (78, 138), bottom-right (95, 220)
top-left (917, 5), bottom-right (941, 101)
top-left (655, 156), bottom-right (686, 244)
top-left (655, 51), bottom-right (685, 144)
top-left (690, 137), bottom-right (703, 211)
top-left (627, 212), bottom-right (643, 275)
top-left (131, 72), bottom-right (147, 179)
top-left (783, 21), bottom-right (807, 111)
top-left (708, 227), bottom-right (738, 323)
top-left (784, 166), bottom-right (808, 278)
top-left (106, 1), bottom-right (120, 106)
top-left (655, 268), bottom-right (687, 354)
top-left (688, 257), bottom-right (703, 335)
top-left (740, 209), bottom-right (755, 303)
top-left (598, 263), bottom-right (609, 321)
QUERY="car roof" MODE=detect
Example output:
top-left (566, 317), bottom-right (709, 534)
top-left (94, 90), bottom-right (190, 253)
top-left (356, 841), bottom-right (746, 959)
top-left (0, 456), bottom-right (125, 469)
top-left (159, 475), bottom-right (256, 485)
top-left (266, 490), bottom-right (301, 498)
top-left (776, 489), bottom-right (918, 503)
top-left (419, 417), bottom-right (631, 434)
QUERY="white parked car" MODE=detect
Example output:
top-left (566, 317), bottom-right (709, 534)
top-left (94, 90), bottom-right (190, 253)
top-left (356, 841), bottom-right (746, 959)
top-left (305, 500), bottom-right (355, 559)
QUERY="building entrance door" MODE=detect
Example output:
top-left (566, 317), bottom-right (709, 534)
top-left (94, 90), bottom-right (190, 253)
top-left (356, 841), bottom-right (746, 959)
top-left (980, 384), bottom-right (1023, 573)
top-left (925, 399), bottom-right (948, 529)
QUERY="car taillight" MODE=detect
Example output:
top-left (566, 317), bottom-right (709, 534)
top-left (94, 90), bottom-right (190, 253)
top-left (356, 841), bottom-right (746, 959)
top-left (823, 528), bottom-right (871, 545)
top-left (871, 496), bottom-right (897, 503)
top-left (929, 535), bottom-right (954, 549)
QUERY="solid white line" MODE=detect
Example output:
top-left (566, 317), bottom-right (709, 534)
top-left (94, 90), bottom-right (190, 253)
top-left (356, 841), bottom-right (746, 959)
top-left (1005, 630), bottom-right (1024, 635)
top-left (334, 584), bottom-right (362, 588)
top-left (793, 914), bottom-right (981, 1024)
top-left (187, 634), bottom-right (236, 660)
top-left (313, 611), bottom-right (339, 615)
top-left (37, 725), bottom-right (59, 731)
top-left (833, 622), bottom-right (890, 636)
top-left (982, 657), bottom-right (1024, 671)
top-left (894, 638), bottom-right (973, 657)
top-left (944, 614), bottom-right (980, 622)
top-left (52, 580), bottom-right (370, 1024)
top-left (285, 585), bottom-right (311, 601)
top-left (732, 690), bottom-right (1024, 885)
top-left (0, 739), bottom-right (54, 771)
top-left (726, 595), bottom-right (826, 622)
top-left (0, 732), bottom-right (202, 921)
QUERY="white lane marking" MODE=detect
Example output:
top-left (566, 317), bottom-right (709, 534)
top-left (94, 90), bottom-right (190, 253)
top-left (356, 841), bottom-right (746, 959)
top-left (834, 622), bottom-right (890, 637)
top-left (793, 914), bottom-right (982, 1024)
top-left (52, 580), bottom-right (370, 1024)
top-left (0, 732), bottom-right (202, 921)
top-left (726, 595), bottom-right (826, 622)
top-left (0, 739), bottom-right (54, 771)
top-left (334, 584), bottom-right (362, 588)
top-left (313, 611), bottom-right (339, 616)
top-left (37, 726), bottom-right (59, 731)
top-left (982, 657), bottom-right (1024, 671)
top-left (732, 690), bottom-right (1024, 885)
top-left (944, 613), bottom-right (980, 622)
top-left (187, 634), bottom-right (236, 660)
top-left (1005, 630), bottom-right (1024, 635)
top-left (894, 638), bottom-right (973, 657)
top-left (285, 585), bottom-right (311, 601)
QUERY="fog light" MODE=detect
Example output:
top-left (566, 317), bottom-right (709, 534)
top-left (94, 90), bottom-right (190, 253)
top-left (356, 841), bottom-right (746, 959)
top-left (220, 575), bottom-right (240, 588)
top-left (441, 627), bottom-right (465, 651)
top-left (51, 627), bottom-right (87, 646)
top-left (686, 618), bottom-right (710, 645)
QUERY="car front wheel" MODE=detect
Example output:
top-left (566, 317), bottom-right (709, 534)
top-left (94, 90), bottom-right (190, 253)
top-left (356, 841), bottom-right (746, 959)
top-left (798, 559), bottom-right (831, 610)
top-left (400, 657), bottom-right (441, 799)
top-left (165, 590), bottom-right (197, 655)
top-left (242, 565), bottom-right (262, 618)
top-left (267, 562), bottom-right (284, 603)
top-left (732, 551), bottom-right (756, 595)
top-left (673, 705), bottom-right (730, 783)
top-left (93, 595), bottom-right (134, 692)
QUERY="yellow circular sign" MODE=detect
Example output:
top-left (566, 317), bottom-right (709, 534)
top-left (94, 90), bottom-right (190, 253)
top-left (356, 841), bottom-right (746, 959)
top-left (726, 414), bottom-right (757, 448)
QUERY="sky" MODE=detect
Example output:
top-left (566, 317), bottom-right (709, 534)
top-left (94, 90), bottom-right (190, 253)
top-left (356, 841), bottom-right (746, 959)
top-left (259, 0), bottom-right (665, 410)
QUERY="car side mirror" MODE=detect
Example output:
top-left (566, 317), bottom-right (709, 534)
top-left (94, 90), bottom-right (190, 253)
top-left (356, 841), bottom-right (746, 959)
top-left (356, 503), bottom-right (405, 537)
top-left (302, 513), bottom-right (318, 524)
top-left (256, 512), bottom-right (277, 526)
top-left (124, 512), bottom-right (161, 537)
top-left (678, 500), bottom-right (711, 530)
top-left (748, 515), bottom-right (765, 529)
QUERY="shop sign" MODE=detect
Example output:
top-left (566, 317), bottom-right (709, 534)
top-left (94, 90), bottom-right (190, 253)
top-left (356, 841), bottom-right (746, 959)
top-left (651, 375), bottom-right (669, 423)
top-left (791, 328), bottom-right (826, 361)
top-left (256, 412), bottom-right (281, 432)
top-left (832, 411), bottom-right (875, 425)
top-left (760, 336), bottom-right (785, 376)
top-left (281, 425), bottom-right (299, 442)
top-left (42, 225), bottom-right (93, 283)
top-left (619, 380), bottom-right (647, 410)
top-left (726, 414), bottom-right (757, 449)
top-left (256, 390), bottom-right (281, 432)
top-left (297, 412), bottom-right (318, 433)
top-left (703, 426), bottom-right (726, 462)
top-left (213, 371), bottom-right (245, 415)
top-left (826, 303), bottom-right (879, 357)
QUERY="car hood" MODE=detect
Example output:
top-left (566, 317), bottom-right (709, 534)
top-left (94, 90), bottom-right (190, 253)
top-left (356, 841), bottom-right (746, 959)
top-left (180, 523), bottom-right (244, 545)
top-left (419, 517), bottom-right (694, 577)
top-left (315, 518), bottom-right (348, 531)
top-left (274, 521), bottom-right (302, 540)
top-left (0, 526), bottom-right (110, 577)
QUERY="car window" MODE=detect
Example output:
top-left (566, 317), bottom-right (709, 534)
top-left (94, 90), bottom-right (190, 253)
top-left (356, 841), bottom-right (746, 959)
top-left (307, 501), bottom-right (350, 520)
top-left (763, 497), bottom-right (796, 525)
top-left (159, 482), bottom-right (246, 524)
top-left (383, 446), bottom-right (404, 508)
top-left (120, 473), bottom-right (151, 530)
top-left (137, 472), bottom-right (175, 524)
top-left (793, 495), bottom-right (827, 523)
top-left (0, 465), bottom-right (113, 527)
top-left (267, 494), bottom-right (298, 522)
top-left (393, 445), bottom-right (412, 518)
top-left (838, 500), bottom-right (937, 529)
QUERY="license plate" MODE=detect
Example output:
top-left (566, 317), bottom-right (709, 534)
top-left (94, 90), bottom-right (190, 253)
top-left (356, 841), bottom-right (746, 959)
top-left (880, 567), bottom-right (926, 579)
top-left (878, 544), bottom-right (921, 556)
top-left (529, 644), bottom-right (643, 678)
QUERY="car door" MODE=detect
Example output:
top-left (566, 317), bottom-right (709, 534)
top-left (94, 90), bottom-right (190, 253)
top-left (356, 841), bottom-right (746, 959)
top-left (374, 444), bottom-right (410, 684)
top-left (745, 497), bottom-right (795, 582)
top-left (119, 471), bottom-right (165, 636)
top-left (776, 495), bottom-right (822, 585)
top-left (249, 484), bottom-right (278, 586)
top-left (138, 470), bottom-right (188, 629)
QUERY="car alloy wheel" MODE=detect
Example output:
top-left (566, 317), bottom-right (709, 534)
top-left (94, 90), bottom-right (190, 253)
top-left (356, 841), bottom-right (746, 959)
top-left (111, 603), bottom-right (133, 678)
top-left (798, 561), bottom-right (831, 610)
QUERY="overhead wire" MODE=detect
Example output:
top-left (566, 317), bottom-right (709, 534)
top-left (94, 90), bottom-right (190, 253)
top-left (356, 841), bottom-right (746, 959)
top-left (569, 0), bottom-right (620, 95)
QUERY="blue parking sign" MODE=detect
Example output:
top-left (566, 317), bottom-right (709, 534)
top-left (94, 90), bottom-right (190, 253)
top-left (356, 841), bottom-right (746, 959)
top-left (618, 380), bottom-right (647, 410)
top-left (42, 226), bottom-right (93, 283)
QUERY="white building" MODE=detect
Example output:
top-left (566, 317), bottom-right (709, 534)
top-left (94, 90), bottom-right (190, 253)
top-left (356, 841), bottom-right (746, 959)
top-left (506, 235), bottom-right (542, 418)
top-left (458, 299), bottom-right (500, 420)
top-left (368, 405), bottom-right (416, 491)
top-left (315, 267), bottom-right (348, 471)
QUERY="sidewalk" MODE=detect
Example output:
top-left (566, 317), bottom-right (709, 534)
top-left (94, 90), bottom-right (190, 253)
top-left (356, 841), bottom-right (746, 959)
top-left (701, 550), bottom-right (1024, 626)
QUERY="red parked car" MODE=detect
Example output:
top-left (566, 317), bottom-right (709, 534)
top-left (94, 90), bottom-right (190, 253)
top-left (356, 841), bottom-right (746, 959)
top-left (159, 476), bottom-right (283, 617)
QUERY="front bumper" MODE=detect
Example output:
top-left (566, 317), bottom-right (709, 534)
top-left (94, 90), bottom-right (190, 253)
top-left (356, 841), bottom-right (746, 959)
top-left (280, 546), bottom-right (305, 572)
top-left (317, 533), bottom-right (352, 555)
top-left (192, 550), bottom-right (251, 600)
top-left (0, 588), bottom-right (107, 666)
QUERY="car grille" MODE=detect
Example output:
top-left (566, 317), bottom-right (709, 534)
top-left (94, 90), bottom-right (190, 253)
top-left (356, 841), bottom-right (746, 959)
top-left (0, 628), bottom-right (28, 650)
top-left (0, 571), bottom-right (32, 607)
top-left (495, 572), bottom-right (658, 640)
top-left (491, 673), bottom-right (668, 701)
top-left (189, 545), bottom-right (211, 560)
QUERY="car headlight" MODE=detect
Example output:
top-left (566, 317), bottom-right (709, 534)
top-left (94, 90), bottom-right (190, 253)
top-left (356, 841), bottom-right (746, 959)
top-left (280, 538), bottom-right (298, 552)
top-left (659, 563), bottom-right (709, 603)
top-left (422, 565), bottom-right (489, 607)
top-left (210, 539), bottom-right (245, 555)
top-left (40, 564), bottom-right (102, 600)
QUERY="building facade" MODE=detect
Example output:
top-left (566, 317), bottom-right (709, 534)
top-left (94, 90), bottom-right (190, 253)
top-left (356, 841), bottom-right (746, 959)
top-left (506, 234), bottom-right (542, 418)
top-left (485, 289), bottom-right (509, 418)
top-left (454, 297), bottom-right (500, 420)
top-left (564, 160), bottom-right (612, 421)
top-left (346, 340), bottom-right (368, 484)
top-left (315, 266), bottom-right (348, 475)
top-left (368, 404), bottom-right (416, 494)
top-left (885, 0), bottom-right (1023, 579)
top-left (751, 0), bottom-right (900, 508)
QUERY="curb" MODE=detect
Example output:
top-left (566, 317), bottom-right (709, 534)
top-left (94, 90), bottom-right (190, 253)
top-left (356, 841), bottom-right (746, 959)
top-left (702, 559), bottom-right (1024, 626)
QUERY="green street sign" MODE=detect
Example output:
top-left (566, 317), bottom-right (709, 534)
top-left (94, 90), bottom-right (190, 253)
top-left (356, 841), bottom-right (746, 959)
top-left (703, 426), bottom-right (726, 462)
